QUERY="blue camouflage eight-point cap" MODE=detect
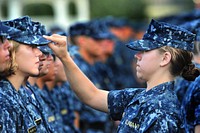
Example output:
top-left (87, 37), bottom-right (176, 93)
top-left (69, 21), bottom-right (115, 40)
top-left (0, 21), bottom-right (20, 37)
top-left (69, 22), bottom-right (87, 37)
top-left (2, 16), bottom-right (51, 45)
top-left (88, 19), bottom-right (116, 40)
top-left (126, 19), bottom-right (195, 52)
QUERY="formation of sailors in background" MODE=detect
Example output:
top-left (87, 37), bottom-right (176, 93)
top-left (0, 8), bottom-right (200, 133)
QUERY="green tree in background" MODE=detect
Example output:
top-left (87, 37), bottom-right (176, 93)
top-left (90, 0), bottom-right (194, 21)
top-left (90, 0), bottom-right (147, 21)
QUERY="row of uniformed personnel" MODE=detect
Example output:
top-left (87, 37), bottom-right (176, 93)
top-left (0, 16), bottom-right (79, 133)
top-left (1, 9), bottom-right (200, 133)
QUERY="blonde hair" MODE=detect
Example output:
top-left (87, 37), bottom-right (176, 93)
top-left (0, 40), bottom-right (21, 79)
top-left (0, 56), bottom-right (13, 79)
top-left (158, 46), bottom-right (200, 81)
top-left (8, 41), bottom-right (20, 75)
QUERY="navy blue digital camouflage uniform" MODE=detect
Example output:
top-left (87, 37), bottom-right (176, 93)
top-left (66, 83), bottom-right (82, 129)
top-left (175, 76), bottom-right (192, 104)
top-left (36, 44), bottom-right (79, 132)
top-left (107, 19), bottom-right (195, 132)
top-left (73, 52), bottom-right (109, 133)
top-left (0, 79), bottom-right (37, 133)
top-left (39, 85), bottom-right (71, 132)
top-left (19, 83), bottom-right (50, 132)
top-left (29, 83), bottom-right (65, 133)
top-left (51, 82), bottom-right (80, 133)
top-left (94, 62), bottom-right (116, 91)
top-left (108, 82), bottom-right (183, 132)
top-left (32, 44), bottom-right (68, 133)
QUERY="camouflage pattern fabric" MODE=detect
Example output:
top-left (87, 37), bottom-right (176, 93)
top-left (126, 19), bottom-right (195, 52)
top-left (2, 16), bottom-right (51, 45)
top-left (108, 81), bottom-right (183, 132)
top-left (0, 79), bottom-right (37, 133)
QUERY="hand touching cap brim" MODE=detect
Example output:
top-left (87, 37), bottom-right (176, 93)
top-left (43, 34), bottom-right (68, 59)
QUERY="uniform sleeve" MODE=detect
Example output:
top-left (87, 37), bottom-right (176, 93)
top-left (140, 110), bottom-right (182, 132)
top-left (108, 88), bottom-right (144, 121)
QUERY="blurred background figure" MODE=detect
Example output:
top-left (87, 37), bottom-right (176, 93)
top-left (174, 19), bottom-right (200, 103)
top-left (172, 19), bottom-right (200, 133)
top-left (68, 20), bottom-right (119, 133)
top-left (101, 16), bottom-right (146, 89)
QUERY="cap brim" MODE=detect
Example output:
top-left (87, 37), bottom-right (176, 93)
top-left (11, 35), bottom-right (51, 45)
top-left (126, 39), bottom-right (161, 51)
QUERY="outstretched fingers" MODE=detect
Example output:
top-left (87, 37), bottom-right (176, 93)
top-left (43, 34), bottom-right (69, 58)
top-left (43, 34), bottom-right (67, 47)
